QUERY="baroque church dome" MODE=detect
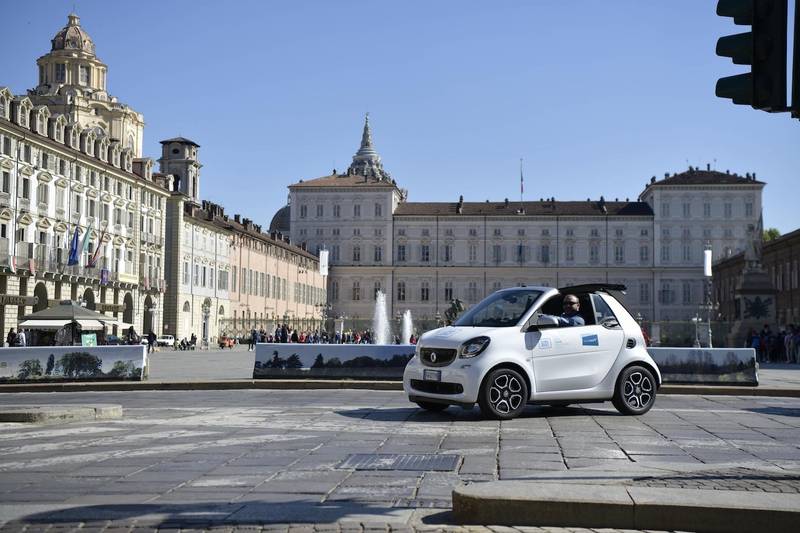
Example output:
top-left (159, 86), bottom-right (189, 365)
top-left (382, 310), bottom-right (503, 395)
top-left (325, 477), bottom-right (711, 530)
top-left (50, 14), bottom-right (96, 56)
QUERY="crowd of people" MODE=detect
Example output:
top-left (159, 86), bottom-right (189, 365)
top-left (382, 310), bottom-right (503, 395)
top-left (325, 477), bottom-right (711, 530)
top-left (747, 324), bottom-right (800, 363)
top-left (245, 325), bottom-right (418, 350)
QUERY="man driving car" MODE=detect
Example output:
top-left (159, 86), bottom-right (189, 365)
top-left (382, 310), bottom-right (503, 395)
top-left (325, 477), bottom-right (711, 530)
top-left (556, 294), bottom-right (585, 327)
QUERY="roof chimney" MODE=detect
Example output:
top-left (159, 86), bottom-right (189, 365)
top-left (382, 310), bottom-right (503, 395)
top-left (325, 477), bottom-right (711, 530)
top-left (707, 163), bottom-right (711, 171)
top-left (234, 214), bottom-right (241, 223)
top-left (504, 198), bottom-right (509, 207)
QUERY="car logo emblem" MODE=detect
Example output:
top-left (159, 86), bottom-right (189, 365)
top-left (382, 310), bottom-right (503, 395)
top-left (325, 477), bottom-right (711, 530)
top-left (430, 352), bottom-right (437, 363)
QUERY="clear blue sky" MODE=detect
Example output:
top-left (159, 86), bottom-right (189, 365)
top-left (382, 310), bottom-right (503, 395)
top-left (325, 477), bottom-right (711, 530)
top-left (2, 1), bottom-right (798, 233)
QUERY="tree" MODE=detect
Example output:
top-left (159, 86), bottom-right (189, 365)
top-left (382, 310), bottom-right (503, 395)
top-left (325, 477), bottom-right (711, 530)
top-left (311, 354), bottom-right (325, 368)
top-left (763, 228), bottom-right (781, 242)
top-left (17, 359), bottom-right (43, 380)
top-left (286, 354), bottom-right (303, 369)
top-left (58, 352), bottom-right (103, 378)
top-left (107, 360), bottom-right (135, 378)
top-left (45, 354), bottom-right (55, 375)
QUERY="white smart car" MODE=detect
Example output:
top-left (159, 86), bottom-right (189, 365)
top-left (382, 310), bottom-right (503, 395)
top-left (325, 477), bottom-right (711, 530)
top-left (403, 284), bottom-right (661, 419)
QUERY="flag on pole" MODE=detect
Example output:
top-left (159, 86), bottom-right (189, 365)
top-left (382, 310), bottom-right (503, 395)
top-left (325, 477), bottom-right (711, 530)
top-left (520, 158), bottom-right (524, 196)
top-left (88, 229), bottom-right (106, 268)
top-left (67, 226), bottom-right (80, 266)
top-left (79, 227), bottom-right (91, 261)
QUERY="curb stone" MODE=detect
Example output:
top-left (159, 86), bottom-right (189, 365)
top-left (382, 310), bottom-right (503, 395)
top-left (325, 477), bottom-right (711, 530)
top-left (452, 481), bottom-right (800, 532)
top-left (0, 380), bottom-right (798, 397)
top-left (0, 403), bottom-right (123, 423)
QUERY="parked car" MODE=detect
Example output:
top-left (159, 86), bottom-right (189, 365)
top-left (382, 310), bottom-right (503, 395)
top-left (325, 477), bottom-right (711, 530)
top-left (403, 284), bottom-right (661, 419)
top-left (218, 336), bottom-right (235, 349)
top-left (156, 335), bottom-right (175, 347)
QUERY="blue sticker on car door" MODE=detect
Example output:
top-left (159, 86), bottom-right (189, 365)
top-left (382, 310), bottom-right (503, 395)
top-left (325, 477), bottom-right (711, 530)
top-left (582, 334), bottom-right (598, 346)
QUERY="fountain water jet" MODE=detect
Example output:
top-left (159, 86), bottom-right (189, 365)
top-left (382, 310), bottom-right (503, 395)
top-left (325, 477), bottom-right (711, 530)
top-left (401, 310), bottom-right (413, 344)
top-left (372, 290), bottom-right (391, 345)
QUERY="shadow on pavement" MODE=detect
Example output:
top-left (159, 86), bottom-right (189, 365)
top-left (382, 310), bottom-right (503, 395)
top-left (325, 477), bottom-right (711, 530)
top-left (16, 500), bottom-right (419, 527)
top-left (746, 406), bottom-right (800, 417)
top-left (336, 404), bottom-right (619, 422)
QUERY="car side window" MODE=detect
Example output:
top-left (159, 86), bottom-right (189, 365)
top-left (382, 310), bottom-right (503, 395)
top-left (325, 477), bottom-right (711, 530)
top-left (591, 294), bottom-right (620, 328)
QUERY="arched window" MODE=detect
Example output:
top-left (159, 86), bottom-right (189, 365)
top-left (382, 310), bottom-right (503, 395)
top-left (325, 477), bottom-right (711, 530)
top-left (37, 112), bottom-right (46, 134)
top-left (182, 301), bottom-right (190, 312)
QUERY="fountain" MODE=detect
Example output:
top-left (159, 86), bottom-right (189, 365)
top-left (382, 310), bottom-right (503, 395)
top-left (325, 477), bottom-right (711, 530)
top-left (401, 310), bottom-right (413, 344)
top-left (372, 290), bottom-right (391, 345)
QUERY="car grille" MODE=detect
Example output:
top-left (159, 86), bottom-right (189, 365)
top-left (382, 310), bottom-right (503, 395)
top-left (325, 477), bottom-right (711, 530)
top-left (420, 347), bottom-right (457, 367)
top-left (410, 379), bottom-right (464, 395)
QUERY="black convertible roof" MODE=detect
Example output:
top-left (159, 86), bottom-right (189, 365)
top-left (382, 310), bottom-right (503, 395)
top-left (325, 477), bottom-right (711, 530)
top-left (557, 284), bottom-right (627, 294)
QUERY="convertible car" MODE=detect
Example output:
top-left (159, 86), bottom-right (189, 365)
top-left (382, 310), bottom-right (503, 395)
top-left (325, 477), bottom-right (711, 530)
top-left (403, 284), bottom-right (661, 419)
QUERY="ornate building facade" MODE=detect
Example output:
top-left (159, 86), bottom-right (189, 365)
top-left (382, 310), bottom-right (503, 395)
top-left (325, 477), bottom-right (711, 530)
top-left (0, 14), bottom-right (168, 337)
top-left (282, 116), bottom-right (764, 326)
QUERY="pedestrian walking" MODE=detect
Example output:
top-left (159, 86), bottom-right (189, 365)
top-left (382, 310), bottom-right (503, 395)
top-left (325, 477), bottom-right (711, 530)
top-left (6, 328), bottom-right (16, 347)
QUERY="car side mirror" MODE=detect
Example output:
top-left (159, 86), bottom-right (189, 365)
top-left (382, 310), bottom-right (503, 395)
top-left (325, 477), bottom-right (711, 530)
top-left (525, 315), bottom-right (559, 332)
top-left (600, 317), bottom-right (620, 329)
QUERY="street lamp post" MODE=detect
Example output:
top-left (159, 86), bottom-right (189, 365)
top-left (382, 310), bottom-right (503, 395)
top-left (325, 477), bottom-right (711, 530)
top-left (704, 245), bottom-right (713, 348)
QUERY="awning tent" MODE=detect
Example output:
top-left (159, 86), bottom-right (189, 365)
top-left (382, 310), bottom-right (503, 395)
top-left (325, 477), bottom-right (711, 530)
top-left (20, 300), bottom-right (122, 330)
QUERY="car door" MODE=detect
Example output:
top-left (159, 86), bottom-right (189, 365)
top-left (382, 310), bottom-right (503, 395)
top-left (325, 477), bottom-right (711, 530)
top-left (531, 294), bottom-right (624, 393)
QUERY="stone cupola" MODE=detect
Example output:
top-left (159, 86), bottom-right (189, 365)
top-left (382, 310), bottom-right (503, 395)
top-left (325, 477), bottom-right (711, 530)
top-left (347, 113), bottom-right (392, 182)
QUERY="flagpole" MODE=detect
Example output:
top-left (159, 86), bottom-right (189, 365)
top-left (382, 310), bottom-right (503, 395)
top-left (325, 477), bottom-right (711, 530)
top-left (519, 157), bottom-right (524, 205)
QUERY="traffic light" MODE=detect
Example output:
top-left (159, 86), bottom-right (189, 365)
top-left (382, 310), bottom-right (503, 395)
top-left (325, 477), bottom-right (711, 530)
top-left (716, 0), bottom-right (788, 111)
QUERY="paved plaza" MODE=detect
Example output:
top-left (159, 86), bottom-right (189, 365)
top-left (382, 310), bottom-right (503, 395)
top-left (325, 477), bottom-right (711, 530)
top-left (0, 389), bottom-right (798, 531)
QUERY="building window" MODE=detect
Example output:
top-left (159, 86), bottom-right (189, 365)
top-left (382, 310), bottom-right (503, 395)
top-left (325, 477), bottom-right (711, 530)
top-left (353, 204), bottom-right (361, 218)
top-left (20, 177), bottom-right (30, 199)
top-left (565, 244), bottom-right (575, 262)
top-left (373, 282), bottom-right (382, 300)
top-left (540, 244), bottom-right (550, 264)
top-left (232, 267), bottom-right (237, 292)
top-left (444, 281), bottom-right (453, 301)
top-left (374, 245), bottom-right (382, 262)
top-left (421, 228), bottom-right (430, 237)
top-left (421, 281), bottom-right (429, 301)
top-left (375, 203), bottom-right (382, 217)
top-left (397, 244), bottom-right (406, 262)
top-left (464, 281), bottom-right (476, 302)
top-left (352, 281), bottom-right (360, 301)
top-left (682, 282), bottom-right (692, 304)
top-left (1, 171), bottom-right (10, 193)
top-left (352, 245), bottom-right (360, 262)
top-left (615, 228), bottom-right (623, 237)
top-left (640, 245), bottom-right (649, 263)
top-left (469, 228), bottom-right (478, 237)
top-left (194, 264), bottom-right (199, 286)
top-left (745, 202), bottom-right (753, 217)
top-left (640, 282), bottom-right (650, 304)
top-left (589, 245), bottom-right (599, 263)
top-left (724, 202), bottom-right (732, 218)
top-left (421, 244), bottom-right (430, 262)
top-left (614, 244), bottom-right (624, 263)
top-left (331, 280), bottom-right (339, 301)
top-left (682, 203), bottom-right (691, 218)
top-left (641, 228), bottom-right (649, 236)
top-left (353, 228), bottom-right (360, 236)
top-left (55, 63), bottom-right (66, 82)
top-left (331, 244), bottom-right (340, 261)
top-left (397, 281), bottom-right (406, 301)
top-left (443, 245), bottom-right (453, 263)
top-left (566, 228), bottom-right (574, 237)
top-left (682, 244), bottom-right (692, 262)
top-left (332, 204), bottom-right (340, 218)
top-left (590, 228), bottom-right (599, 238)
top-left (299, 205), bottom-right (307, 218)
top-left (661, 245), bottom-right (670, 263)
top-left (183, 261), bottom-right (189, 285)
top-left (661, 202), bottom-right (670, 217)
top-left (79, 65), bottom-right (90, 85)
top-left (469, 244), bottom-right (477, 262)
top-left (660, 282), bottom-right (674, 304)
top-left (704, 202), bottom-right (711, 217)
top-left (397, 228), bottom-right (406, 236)
top-left (517, 228), bottom-right (525, 236)
top-left (493, 228), bottom-right (501, 237)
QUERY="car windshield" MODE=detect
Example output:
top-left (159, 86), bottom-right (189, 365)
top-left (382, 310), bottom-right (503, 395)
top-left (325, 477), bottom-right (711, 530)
top-left (454, 289), bottom-right (542, 327)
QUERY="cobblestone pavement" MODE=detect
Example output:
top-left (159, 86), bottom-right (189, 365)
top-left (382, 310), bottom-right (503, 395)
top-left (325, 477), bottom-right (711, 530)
top-left (627, 466), bottom-right (800, 493)
top-left (0, 389), bottom-right (798, 530)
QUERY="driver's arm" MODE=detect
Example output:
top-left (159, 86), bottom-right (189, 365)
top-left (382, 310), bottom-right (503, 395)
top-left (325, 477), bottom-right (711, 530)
top-left (557, 315), bottom-right (585, 327)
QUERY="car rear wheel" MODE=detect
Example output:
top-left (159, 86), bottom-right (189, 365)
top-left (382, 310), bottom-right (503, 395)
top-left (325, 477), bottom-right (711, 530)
top-left (479, 367), bottom-right (529, 420)
top-left (613, 365), bottom-right (656, 415)
top-left (415, 401), bottom-right (449, 412)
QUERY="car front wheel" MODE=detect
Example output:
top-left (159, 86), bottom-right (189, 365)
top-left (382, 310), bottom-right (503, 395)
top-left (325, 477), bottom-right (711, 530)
top-left (479, 367), bottom-right (529, 420)
top-left (613, 365), bottom-right (657, 415)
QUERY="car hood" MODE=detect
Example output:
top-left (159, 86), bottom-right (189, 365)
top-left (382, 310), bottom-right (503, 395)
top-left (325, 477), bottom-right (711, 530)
top-left (418, 326), bottom-right (498, 349)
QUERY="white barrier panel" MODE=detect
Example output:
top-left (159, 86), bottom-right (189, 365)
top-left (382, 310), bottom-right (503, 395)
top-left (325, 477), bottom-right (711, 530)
top-left (648, 347), bottom-right (758, 385)
top-left (0, 345), bottom-right (147, 382)
top-left (254, 343), bottom-right (415, 378)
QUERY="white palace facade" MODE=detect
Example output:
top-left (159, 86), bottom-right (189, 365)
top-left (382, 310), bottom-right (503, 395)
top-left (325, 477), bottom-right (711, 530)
top-left (0, 14), bottom-right (168, 336)
top-left (281, 116), bottom-right (764, 326)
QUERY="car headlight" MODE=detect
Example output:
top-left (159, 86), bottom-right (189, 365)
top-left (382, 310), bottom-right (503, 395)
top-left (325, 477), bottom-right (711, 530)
top-left (460, 336), bottom-right (490, 358)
